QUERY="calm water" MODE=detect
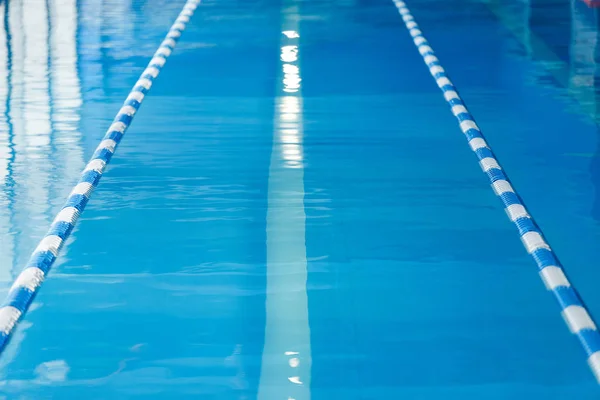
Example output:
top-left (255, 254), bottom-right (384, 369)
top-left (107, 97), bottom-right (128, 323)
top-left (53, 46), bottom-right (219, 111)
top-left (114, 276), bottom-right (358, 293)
top-left (0, 0), bottom-right (600, 398)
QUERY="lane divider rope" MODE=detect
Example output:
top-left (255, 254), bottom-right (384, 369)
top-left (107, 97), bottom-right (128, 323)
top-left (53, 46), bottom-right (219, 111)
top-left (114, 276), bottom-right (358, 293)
top-left (392, 0), bottom-right (600, 383)
top-left (0, 0), bottom-right (201, 353)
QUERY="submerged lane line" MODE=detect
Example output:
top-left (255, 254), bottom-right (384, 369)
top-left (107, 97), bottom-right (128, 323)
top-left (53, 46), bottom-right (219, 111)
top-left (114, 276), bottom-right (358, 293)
top-left (392, 0), bottom-right (600, 383)
top-left (258, 3), bottom-right (311, 399)
top-left (0, 0), bottom-right (201, 353)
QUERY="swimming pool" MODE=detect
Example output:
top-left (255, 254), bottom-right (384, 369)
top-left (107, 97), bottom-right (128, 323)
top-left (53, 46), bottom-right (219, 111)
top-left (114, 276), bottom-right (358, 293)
top-left (1, 0), bottom-right (600, 397)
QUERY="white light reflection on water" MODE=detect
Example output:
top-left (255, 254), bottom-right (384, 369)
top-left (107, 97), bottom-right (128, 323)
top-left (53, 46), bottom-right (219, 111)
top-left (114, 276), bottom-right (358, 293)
top-left (259, 3), bottom-right (311, 399)
top-left (17, 0), bottom-right (53, 281)
top-left (49, 0), bottom-right (85, 200)
top-left (0, 0), bottom-right (14, 285)
top-left (0, 0), bottom-right (83, 373)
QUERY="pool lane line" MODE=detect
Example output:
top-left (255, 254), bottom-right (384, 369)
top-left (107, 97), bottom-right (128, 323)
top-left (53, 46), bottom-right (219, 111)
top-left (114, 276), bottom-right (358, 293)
top-left (258, 4), bottom-right (312, 398)
top-left (392, 0), bottom-right (600, 384)
top-left (0, 0), bottom-right (201, 354)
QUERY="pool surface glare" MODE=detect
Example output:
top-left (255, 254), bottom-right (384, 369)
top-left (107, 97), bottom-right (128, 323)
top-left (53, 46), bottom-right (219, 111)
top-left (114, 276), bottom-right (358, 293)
top-left (0, 0), bottom-right (200, 355)
top-left (1, 0), bottom-right (600, 398)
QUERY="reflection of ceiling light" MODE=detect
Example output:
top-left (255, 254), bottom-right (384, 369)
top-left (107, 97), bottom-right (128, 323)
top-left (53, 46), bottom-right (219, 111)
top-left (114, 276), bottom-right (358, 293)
top-left (281, 45), bottom-right (298, 62)
top-left (279, 123), bottom-right (296, 130)
top-left (282, 30), bottom-right (300, 38)
top-left (282, 144), bottom-right (301, 155)
top-left (280, 135), bottom-right (300, 144)
top-left (283, 154), bottom-right (302, 162)
top-left (280, 97), bottom-right (300, 112)
top-left (283, 64), bottom-right (299, 74)
top-left (278, 26), bottom-right (303, 168)
top-left (286, 160), bottom-right (302, 168)
top-left (283, 77), bottom-right (301, 91)
top-left (281, 113), bottom-right (297, 121)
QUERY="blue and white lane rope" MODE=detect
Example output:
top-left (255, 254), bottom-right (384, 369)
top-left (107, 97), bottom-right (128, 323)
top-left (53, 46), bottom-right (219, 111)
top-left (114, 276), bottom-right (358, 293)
top-left (0, 0), bottom-right (200, 353)
top-left (392, 0), bottom-right (600, 383)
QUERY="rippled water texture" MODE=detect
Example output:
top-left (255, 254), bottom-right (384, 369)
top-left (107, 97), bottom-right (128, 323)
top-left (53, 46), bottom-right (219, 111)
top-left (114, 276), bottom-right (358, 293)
top-left (1, 0), bottom-right (600, 398)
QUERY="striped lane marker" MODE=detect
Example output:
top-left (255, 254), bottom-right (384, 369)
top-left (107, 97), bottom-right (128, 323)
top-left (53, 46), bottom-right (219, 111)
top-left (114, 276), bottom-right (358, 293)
top-left (392, 0), bottom-right (600, 383)
top-left (0, 0), bottom-right (201, 353)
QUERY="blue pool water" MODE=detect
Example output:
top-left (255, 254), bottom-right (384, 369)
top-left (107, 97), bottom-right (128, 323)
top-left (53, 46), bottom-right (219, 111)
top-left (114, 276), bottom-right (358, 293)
top-left (1, 0), bottom-right (600, 397)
